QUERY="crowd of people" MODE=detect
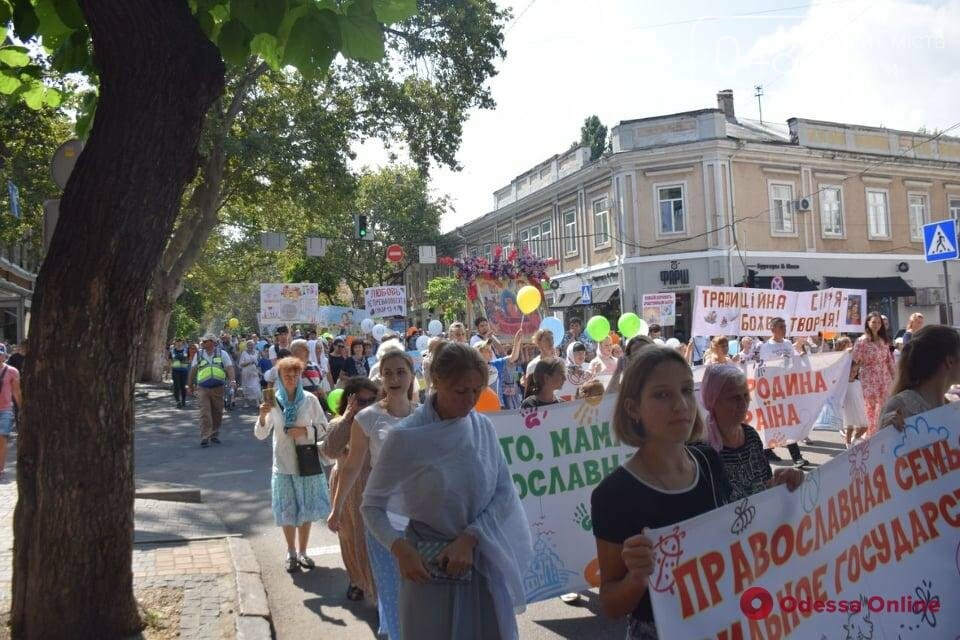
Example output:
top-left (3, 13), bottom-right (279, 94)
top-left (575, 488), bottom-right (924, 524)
top-left (158, 309), bottom-right (957, 639)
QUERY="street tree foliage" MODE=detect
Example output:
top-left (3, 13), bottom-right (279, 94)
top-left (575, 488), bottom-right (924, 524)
top-left (424, 275), bottom-right (466, 324)
top-left (2, 1), bottom-right (500, 638)
top-left (285, 164), bottom-right (447, 301)
top-left (580, 114), bottom-right (608, 161)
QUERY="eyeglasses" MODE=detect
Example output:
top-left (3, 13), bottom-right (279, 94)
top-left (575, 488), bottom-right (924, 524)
top-left (356, 396), bottom-right (377, 406)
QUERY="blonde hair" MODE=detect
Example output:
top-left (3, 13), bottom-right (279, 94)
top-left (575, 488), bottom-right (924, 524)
top-left (378, 350), bottom-right (417, 401)
top-left (276, 356), bottom-right (305, 376)
top-left (835, 336), bottom-right (852, 350)
top-left (613, 347), bottom-right (704, 447)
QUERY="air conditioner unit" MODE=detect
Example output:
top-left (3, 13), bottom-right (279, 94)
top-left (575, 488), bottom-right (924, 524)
top-left (916, 288), bottom-right (944, 306)
top-left (793, 197), bottom-right (812, 212)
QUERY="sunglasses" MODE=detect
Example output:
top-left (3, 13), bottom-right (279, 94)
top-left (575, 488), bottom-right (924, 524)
top-left (355, 396), bottom-right (377, 406)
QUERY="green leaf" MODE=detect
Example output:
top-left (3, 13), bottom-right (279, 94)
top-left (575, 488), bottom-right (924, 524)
top-left (197, 9), bottom-right (215, 38)
top-left (372, 0), bottom-right (416, 24)
top-left (217, 19), bottom-right (253, 67)
top-left (34, 0), bottom-right (75, 50)
top-left (42, 86), bottom-right (62, 107)
top-left (11, 0), bottom-right (39, 40)
top-left (0, 46), bottom-right (30, 67)
top-left (231, 0), bottom-right (287, 35)
top-left (337, 9), bottom-right (384, 61)
top-left (282, 12), bottom-right (339, 79)
top-left (250, 33), bottom-right (281, 69)
top-left (51, 28), bottom-right (90, 74)
top-left (21, 83), bottom-right (45, 109)
top-left (75, 90), bottom-right (97, 138)
top-left (50, 0), bottom-right (84, 30)
top-left (210, 4), bottom-right (229, 23)
top-left (0, 71), bottom-right (21, 94)
top-left (0, 1), bottom-right (13, 25)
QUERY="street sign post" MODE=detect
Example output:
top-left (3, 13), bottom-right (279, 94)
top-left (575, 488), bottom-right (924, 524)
top-left (386, 244), bottom-right (405, 263)
top-left (580, 284), bottom-right (592, 305)
top-left (922, 219), bottom-right (958, 325)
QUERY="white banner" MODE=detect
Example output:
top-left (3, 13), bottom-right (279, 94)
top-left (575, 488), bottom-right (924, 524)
top-left (693, 286), bottom-right (867, 337)
top-left (364, 285), bottom-right (407, 318)
top-left (489, 395), bottom-right (634, 602)
top-left (259, 283), bottom-right (318, 324)
top-left (648, 401), bottom-right (960, 639)
top-left (693, 351), bottom-right (851, 448)
top-left (643, 293), bottom-right (676, 327)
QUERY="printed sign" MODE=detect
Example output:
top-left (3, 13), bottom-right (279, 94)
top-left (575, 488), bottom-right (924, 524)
top-left (487, 395), bottom-right (632, 603)
top-left (474, 278), bottom-right (543, 339)
top-left (643, 293), bottom-right (677, 327)
top-left (923, 219), bottom-right (959, 263)
top-left (316, 306), bottom-right (371, 331)
top-left (693, 351), bottom-right (851, 447)
top-left (364, 286), bottom-right (407, 318)
top-left (648, 401), bottom-right (960, 639)
top-left (693, 286), bottom-right (867, 337)
top-left (260, 283), bottom-right (318, 324)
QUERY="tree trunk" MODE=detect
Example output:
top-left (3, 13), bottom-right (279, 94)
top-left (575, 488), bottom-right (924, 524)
top-left (139, 276), bottom-right (182, 381)
top-left (11, 2), bottom-right (224, 638)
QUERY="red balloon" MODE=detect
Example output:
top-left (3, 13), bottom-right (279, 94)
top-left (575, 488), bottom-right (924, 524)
top-left (475, 387), bottom-right (501, 413)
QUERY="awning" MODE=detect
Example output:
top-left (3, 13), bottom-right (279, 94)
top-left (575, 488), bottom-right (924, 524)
top-left (548, 286), bottom-right (620, 307)
top-left (592, 285), bottom-right (620, 304)
top-left (549, 292), bottom-right (580, 308)
top-left (822, 276), bottom-right (915, 297)
top-left (754, 276), bottom-right (820, 291)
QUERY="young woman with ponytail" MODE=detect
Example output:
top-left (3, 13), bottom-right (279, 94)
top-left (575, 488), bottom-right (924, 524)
top-left (880, 325), bottom-right (960, 430)
top-left (521, 357), bottom-right (565, 409)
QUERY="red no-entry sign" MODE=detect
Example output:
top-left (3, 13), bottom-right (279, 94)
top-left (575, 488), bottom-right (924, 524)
top-left (386, 244), bottom-right (405, 263)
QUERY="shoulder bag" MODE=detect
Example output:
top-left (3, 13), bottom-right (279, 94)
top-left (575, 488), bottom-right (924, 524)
top-left (295, 425), bottom-right (323, 477)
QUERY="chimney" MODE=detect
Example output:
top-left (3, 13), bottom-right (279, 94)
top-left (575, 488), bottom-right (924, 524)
top-left (717, 90), bottom-right (735, 121)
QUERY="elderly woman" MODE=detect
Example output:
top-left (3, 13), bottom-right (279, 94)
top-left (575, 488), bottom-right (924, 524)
top-left (255, 357), bottom-right (331, 572)
top-left (699, 364), bottom-right (803, 500)
top-left (238, 340), bottom-right (261, 409)
top-left (320, 377), bottom-right (381, 603)
top-left (703, 336), bottom-right (732, 365)
top-left (362, 342), bottom-right (533, 639)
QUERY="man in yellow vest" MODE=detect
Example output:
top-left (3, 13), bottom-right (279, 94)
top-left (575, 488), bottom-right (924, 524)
top-left (188, 334), bottom-right (236, 447)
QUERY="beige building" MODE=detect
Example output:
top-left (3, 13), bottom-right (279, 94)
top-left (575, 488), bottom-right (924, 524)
top-left (451, 91), bottom-right (960, 338)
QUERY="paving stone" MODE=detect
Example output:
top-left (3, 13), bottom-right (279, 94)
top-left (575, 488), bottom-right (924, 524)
top-left (236, 615), bottom-right (271, 640)
top-left (228, 537), bottom-right (260, 574)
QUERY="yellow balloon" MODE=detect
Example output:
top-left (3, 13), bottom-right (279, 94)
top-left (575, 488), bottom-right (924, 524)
top-left (228, 317), bottom-right (239, 329)
top-left (516, 285), bottom-right (542, 315)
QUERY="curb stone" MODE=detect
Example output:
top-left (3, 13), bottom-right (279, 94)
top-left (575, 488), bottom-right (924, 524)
top-left (230, 537), bottom-right (272, 638)
top-left (235, 615), bottom-right (272, 640)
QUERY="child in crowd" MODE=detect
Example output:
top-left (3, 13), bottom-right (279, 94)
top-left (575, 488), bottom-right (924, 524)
top-left (521, 357), bottom-right (566, 409)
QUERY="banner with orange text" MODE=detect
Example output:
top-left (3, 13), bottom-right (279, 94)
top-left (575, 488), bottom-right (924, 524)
top-left (693, 351), bottom-right (851, 448)
top-left (648, 401), bottom-right (960, 639)
top-left (693, 286), bottom-right (867, 337)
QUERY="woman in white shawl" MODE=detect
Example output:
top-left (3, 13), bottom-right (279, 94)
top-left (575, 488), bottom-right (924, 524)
top-left (362, 342), bottom-right (533, 640)
top-left (238, 341), bottom-right (261, 408)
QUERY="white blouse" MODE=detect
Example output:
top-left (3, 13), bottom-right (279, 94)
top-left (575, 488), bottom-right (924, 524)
top-left (254, 393), bottom-right (327, 474)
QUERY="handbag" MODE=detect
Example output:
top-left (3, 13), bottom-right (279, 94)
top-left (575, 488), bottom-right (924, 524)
top-left (416, 539), bottom-right (474, 585)
top-left (294, 425), bottom-right (323, 477)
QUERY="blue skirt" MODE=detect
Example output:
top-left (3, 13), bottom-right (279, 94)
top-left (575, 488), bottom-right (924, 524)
top-left (271, 472), bottom-right (331, 527)
top-left (366, 529), bottom-right (402, 639)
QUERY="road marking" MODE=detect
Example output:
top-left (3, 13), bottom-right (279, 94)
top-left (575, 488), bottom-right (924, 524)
top-left (306, 545), bottom-right (342, 557)
top-left (197, 469), bottom-right (255, 478)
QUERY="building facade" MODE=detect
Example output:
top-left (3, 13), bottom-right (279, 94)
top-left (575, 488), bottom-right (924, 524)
top-left (451, 91), bottom-right (960, 338)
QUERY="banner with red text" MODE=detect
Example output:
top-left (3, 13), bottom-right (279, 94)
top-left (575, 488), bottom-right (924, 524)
top-left (364, 285), bottom-right (407, 318)
top-left (693, 352), bottom-right (851, 447)
top-left (693, 286), bottom-right (867, 337)
top-left (648, 401), bottom-right (960, 639)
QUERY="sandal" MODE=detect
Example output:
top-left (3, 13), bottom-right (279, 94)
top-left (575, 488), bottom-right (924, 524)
top-left (346, 585), bottom-right (364, 601)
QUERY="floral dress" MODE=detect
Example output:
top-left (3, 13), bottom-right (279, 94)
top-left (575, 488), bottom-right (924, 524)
top-left (852, 337), bottom-right (895, 437)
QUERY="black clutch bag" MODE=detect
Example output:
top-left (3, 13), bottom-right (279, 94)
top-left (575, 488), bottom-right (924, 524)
top-left (295, 425), bottom-right (323, 477)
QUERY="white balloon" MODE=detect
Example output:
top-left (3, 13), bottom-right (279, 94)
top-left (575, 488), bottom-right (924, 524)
top-left (665, 338), bottom-right (681, 348)
top-left (372, 324), bottom-right (387, 340)
top-left (428, 319), bottom-right (443, 336)
top-left (360, 318), bottom-right (374, 333)
top-left (653, 338), bottom-right (666, 345)
top-left (416, 335), bottom-right (429, 351)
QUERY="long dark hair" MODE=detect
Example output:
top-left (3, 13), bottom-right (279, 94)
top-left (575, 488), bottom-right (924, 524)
top-left (863, 311), bottom-right (889, 343)
top-left (524, 357), bottom-right (564, 399)
top-left (891, 325), bottom-right (960, 395)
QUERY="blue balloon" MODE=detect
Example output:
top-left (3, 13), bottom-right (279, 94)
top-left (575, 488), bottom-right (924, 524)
top-left (538, 317), bottom-right (564, 346)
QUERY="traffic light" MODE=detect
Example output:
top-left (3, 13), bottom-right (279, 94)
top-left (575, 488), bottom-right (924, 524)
top-left (355, 214), bottom-right (370, 240)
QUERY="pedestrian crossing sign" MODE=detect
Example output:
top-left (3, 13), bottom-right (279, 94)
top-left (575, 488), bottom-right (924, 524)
top-left (922, 219), bottom-right (958, 263)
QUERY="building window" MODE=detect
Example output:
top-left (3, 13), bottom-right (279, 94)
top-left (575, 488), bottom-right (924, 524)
top-left (657, 185), bottom-right (685, 235)
top-left (482, 243), bottom-right (492, 261)
top-left (950, 197), bottom-right (960, 224)
top-left (540, 220), bottom-right (553, 258)
top-left (866, 189), bottom-right (890, 239)
top-left (519, 229), bottom-right (529, 253)
top-left (769, 183), bottom-right (794, 234)
top-left (470, 246), bottom-right (479, 257)
top-left (499, 232), bottom-right (512, 250)
top-left (908, 193), bottom-right (927, 242)
top-left (592, 197), bottom-right (610, 247)
top-left (528, 224), bottom-right (540, 256)
top-left (819, 186), bottom-right (843, 237)
top-left (563, 209), bottom-right (577, 255)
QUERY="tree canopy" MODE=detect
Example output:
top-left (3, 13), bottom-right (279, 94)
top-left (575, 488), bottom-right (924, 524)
top-left (580, 114), bottom-right (608, 161)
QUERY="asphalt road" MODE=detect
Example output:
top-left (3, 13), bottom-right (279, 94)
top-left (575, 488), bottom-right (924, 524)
top-left (4, 383), bottom-right (848, 639)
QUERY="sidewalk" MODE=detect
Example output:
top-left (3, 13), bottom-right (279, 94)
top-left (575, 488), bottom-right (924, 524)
top-left (0, 479), bottom-right (271, 640)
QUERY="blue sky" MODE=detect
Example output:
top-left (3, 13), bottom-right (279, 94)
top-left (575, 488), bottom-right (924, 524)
top-left (352, 0), bottom-right (960, 231)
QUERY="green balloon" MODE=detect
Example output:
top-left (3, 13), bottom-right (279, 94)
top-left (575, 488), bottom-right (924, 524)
top-left (586, 315), bottom-right (611, 342)
top-left (618, 312), bottom-right (642, 338)
top-left (326, 388), bottom-right (344, 414)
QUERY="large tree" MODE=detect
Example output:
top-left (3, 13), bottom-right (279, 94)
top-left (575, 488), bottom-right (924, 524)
top-left (138, 0), bottom-right (510, 381)
top-left (6, 1), bottom-right (442, 638)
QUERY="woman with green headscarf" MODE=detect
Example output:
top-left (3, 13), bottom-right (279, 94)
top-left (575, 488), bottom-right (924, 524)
top-left (256, 356), bottom-right (331, 572)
